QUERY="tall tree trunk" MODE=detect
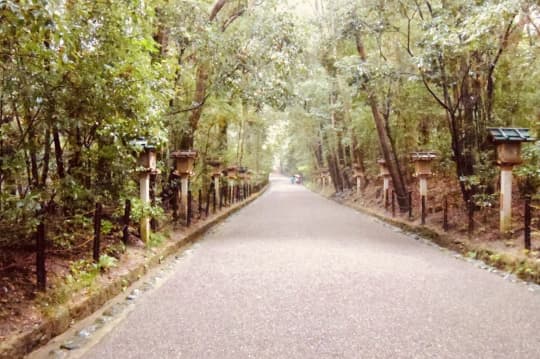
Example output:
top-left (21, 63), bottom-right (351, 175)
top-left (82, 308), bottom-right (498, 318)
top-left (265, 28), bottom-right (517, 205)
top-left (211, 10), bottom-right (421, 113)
top-left (181, 65), bottom-right (208, 150)
top-left (40, 129), bottom-right (51, 187)
top-left (52, 126), bottom-right (65, 179)
top-left (355, 32), bottom-right (408, 210)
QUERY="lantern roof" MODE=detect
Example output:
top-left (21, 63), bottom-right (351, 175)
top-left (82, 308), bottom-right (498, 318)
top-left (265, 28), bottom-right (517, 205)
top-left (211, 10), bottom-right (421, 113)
top-left (487, 128), bottom-right (535, 143)
top-left (206, 157), bottom-right (222, 167)
top-left (130, 137), bottom-right (156, 151)
top-left (170, 150), bottom-right (197, 158)
top-left (411, 151), bottom-right (437, 161)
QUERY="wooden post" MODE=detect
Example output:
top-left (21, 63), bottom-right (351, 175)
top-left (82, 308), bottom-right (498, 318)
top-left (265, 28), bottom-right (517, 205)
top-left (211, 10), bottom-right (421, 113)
top-left (214, 175), bottom-right (220, 207)
top-left (172, 184), bottom-right (179, 221)
top-left (408, 191), bottom-right (413, 219)
top-left (391, 190), bottom-right (396, 217)
top-left (140, 173), bottom-right (150, 242)
top-left (198, 189), bottom-right (202, 219)
top-left (524, 196), bottom-right (531, 250)
top-left (150, 174), bottom-right (157, 231)
top-left (206, 184), bottom-right (211, 217)
top-left (122, 199), bottom-right (131, 244)
top-left (212, 186), bottom-right (216, 213)
top-left (180, 176), bottom-right (189, 222)
top-left (93, 202), bottom-right (102, 262)
top-left (383, 177), bottom-right (390, 207)
top-left (419, 176), bottom-right (428, 210)
top-left (443, 196), bottom-right (449, 232)
top-left (500, 166), bottom-right (513, 232)
top-left (421, 195), bottom-right (426, 225)
top-left (36, 218), bottom-right (46, 292)
top-left (220, 184), bottom-right (224, 209)
top-left (187, 190), bottom-right (192, 227)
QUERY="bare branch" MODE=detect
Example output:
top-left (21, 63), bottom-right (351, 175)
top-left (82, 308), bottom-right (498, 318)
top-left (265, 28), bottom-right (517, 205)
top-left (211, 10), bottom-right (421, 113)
top-left (420, 73), bottom-right (450, 111)
top-left (209, 0), bottom-right (229, 21)
top-left (166, 94), bottom-right (211, 116)
top-left (222, 9), bottom-right (246, 32)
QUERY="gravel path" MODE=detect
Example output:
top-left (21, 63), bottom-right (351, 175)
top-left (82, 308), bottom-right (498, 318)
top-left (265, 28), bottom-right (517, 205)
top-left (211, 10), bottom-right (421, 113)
top-left (81, 175), bottom-right (540, 358)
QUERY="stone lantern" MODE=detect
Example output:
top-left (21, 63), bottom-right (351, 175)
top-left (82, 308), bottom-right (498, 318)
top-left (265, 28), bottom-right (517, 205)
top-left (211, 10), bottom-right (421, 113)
top-left (171, 150), bottom-right (197, 220)
top-left (226, 165), bottom-right (239, 202)
top-left (411, 151), bottom-right (437, 207)
top-left (207, 158), bottom-right (222, 205)
top-left (487, 127), bottom-right (535, 232)
top-left (132, 139), bottom-right (159, 243)
top-left (378, 159), bottom-right (391, 204)
top-left (246, 169), bottom-right (254, 196)
top-left (352, 163), bottom-right (365, 193)
top-left (320, 167), bottom-right (330, 190)
top-left (238, 166), bottom-right (248, 199)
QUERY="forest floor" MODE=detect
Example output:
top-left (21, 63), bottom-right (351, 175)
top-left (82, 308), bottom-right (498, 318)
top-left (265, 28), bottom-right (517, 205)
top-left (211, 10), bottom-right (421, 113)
top-left (0, 194), bottom-right (255, 355)
top-left (311, 175), bottom-right (540, 284)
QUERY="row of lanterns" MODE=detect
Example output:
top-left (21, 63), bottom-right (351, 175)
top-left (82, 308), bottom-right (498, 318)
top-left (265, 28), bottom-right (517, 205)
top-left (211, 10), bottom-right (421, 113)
top-left (317, 127), bottom-right (535, 234)
top-left (135, 140), bottom-right (255, 242)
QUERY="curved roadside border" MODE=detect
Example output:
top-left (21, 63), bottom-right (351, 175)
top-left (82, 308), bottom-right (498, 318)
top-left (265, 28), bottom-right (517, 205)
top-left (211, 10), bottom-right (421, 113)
top-left (309, 187), bottom-right (540, 288)
top-left (0, 184), bottom-right (269, 359)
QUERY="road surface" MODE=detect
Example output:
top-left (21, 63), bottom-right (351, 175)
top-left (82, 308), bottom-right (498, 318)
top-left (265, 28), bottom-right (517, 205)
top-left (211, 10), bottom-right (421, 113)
top-left (73, 175), bottom-right (540, 358)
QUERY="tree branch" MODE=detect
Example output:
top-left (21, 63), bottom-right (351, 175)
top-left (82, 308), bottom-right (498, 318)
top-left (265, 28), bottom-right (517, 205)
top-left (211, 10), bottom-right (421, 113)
top-left (166, 94), bottom-right (211, 116)
top-left (222, 9), bottom-right (245, 32)
top-left (420, 73), bottom-right (450, 111)
top-left (209, 0), bottom-right (229, 21)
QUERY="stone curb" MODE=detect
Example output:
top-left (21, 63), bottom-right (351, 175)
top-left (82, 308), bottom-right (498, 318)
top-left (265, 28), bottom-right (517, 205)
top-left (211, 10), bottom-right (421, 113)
top-left (0, 185), bottom-right (269, 359)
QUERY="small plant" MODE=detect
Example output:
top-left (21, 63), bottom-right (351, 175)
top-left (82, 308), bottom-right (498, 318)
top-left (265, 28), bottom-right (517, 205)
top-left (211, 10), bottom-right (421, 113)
top-left (105, 242), bottom-right (126, 259)
top-left (101, 220), bottom-right (114, 235)
top-left (515, 145), bottom-right (540, 197)
top-left (148, 232), bottom-right (167, 248)
top-left (94, 254), bottom-right (117, 272)
top-left (130, 198), bottom-right (165, 223)
top-left (489, 253), bottom-right (502, 264)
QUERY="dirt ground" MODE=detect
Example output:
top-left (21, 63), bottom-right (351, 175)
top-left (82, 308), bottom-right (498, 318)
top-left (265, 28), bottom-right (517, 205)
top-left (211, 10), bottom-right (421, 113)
top-left (0, 210), bottom-right (203, 342)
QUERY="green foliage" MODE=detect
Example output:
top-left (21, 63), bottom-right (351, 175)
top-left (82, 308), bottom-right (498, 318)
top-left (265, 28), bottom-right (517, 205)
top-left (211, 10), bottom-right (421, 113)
top-left (516, 145), bottom-right (540, 197)
top-left (148, 232), bottom-right (168, 248)
top-left (95, 254), bottom-right (118, 272)
top-left (130, 198), bottom-right (165, 223)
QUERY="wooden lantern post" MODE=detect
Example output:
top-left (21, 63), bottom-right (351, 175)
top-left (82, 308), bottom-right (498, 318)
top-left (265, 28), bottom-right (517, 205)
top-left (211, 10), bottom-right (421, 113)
top-left (411, 151), bottom-right (437, 208)
top-left (353, 163), bottom-right (364, 193)
top-left (238, 166), bottom-right (247, 199)
top-left (321, 167), bottom-right (329, 190)
top-left (246, 169), bottom-right (253, 197)
top-left (135, 142), bottom-right (159, 243)
top-left (487, 128), bottom-right (535, 233)
top-left (226, 166), bottom-right (238, 203)
top-left (171, 150), bottom-right (197, 222)
top-left (378, 159), bottom-right (391, 204)
top-left (207, 158), bottom-right (222, 205)
top-left (316, 171), bottom-right (322, 188)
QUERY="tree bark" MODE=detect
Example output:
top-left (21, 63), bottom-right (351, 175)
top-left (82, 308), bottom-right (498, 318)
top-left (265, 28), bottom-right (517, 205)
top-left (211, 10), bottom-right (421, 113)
top-left (355, 32), bottom-right (408, 210)
top-left (52, 126), bottom-right (65, 179)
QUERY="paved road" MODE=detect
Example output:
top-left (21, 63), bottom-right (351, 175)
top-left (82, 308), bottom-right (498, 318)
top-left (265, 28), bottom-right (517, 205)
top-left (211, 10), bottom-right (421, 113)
top-left (81, 175), bottom-right (540, 358)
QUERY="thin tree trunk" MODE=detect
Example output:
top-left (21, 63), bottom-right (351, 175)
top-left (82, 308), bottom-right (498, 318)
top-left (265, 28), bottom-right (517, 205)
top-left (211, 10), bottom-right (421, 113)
top-left (52, 126), bottom-right (65, 179)
top-left (41, 129), bottom-right (51, 187)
